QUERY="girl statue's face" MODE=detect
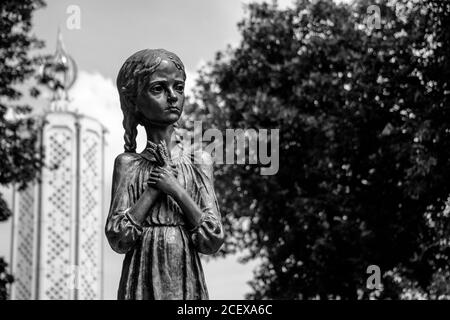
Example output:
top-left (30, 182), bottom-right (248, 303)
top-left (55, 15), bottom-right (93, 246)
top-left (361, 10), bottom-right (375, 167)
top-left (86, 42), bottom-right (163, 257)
top-left (135, 59), bottom-right (185, 126)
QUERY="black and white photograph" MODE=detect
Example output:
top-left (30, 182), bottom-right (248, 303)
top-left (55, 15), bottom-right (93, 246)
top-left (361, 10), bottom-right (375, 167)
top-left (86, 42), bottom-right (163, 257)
top-left (1, 0), bottom-right (450, 311)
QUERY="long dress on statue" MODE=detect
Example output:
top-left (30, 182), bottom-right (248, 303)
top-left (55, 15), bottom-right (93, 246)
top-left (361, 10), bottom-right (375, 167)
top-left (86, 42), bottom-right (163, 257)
top-left (105, 141), bottom-right (224, 300)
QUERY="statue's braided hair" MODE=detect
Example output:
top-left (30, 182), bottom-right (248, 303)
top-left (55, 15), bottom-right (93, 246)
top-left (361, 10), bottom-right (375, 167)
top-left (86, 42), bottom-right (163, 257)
top-left (116, 49), bottom-right (186, 153)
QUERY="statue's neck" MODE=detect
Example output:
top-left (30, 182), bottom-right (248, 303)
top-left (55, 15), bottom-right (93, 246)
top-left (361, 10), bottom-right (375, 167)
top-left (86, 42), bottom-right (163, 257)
top-left (144, 124), bottom-right (175, 151)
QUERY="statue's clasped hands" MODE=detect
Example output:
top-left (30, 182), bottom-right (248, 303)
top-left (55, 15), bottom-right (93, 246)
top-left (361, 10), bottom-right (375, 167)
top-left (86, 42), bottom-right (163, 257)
top-left (146, 140), bottom-right (180, 197)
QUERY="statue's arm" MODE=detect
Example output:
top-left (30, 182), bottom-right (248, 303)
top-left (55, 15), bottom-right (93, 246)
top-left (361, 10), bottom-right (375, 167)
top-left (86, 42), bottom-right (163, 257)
top-left (105, 153), bottom-right (160, 254)
top-left (171, 152), bottom-right (224, 255)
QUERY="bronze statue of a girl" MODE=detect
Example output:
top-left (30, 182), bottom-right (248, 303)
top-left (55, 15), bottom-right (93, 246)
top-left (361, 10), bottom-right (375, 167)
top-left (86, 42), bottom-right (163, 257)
top-left (105, 49), bottom-right (224, 300)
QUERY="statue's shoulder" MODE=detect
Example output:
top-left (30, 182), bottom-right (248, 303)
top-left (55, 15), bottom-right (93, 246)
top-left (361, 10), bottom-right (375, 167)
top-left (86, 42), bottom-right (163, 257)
top-left (114, 152), bottom-right (141, 169)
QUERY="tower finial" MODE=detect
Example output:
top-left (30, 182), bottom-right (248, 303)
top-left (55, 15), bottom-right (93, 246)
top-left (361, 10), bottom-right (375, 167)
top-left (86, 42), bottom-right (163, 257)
top-left (41, 28), bottom-right (78, 107)
top-left (56, 26), bottom-right (65, 52)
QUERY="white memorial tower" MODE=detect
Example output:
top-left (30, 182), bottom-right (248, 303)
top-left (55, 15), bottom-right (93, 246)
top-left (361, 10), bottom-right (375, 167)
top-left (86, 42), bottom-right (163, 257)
top-left (10, 30), bottom-right (105, 300)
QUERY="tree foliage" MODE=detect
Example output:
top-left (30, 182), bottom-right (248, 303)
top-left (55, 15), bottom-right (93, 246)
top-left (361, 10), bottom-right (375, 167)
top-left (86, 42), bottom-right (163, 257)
top-left (0, 0), bottom-right (46, 299)
top-left (188, 0), bottom-right (450, 299)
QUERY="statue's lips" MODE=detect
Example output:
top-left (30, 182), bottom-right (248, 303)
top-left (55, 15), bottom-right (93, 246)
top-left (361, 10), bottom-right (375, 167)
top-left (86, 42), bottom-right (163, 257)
top-left (166, 106), bottom-right (181, 113)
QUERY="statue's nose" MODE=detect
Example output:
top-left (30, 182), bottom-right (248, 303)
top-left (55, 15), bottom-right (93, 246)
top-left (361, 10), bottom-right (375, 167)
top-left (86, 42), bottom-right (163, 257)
top-left (167, 89), bottom-right (178, 103)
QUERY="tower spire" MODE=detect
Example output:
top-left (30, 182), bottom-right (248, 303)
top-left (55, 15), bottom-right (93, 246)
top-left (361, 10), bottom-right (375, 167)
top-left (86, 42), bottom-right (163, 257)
top-left (41, 28), bottom-right (78, 108)
top-left (56, 26), bottom-right (65, 54)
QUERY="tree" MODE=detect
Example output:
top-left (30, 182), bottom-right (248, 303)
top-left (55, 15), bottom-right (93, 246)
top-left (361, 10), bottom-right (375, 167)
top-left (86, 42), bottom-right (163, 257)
top-left (0, 0), bottom-right (46, 300)
top-left (188, 0), bottom-right (450, 299)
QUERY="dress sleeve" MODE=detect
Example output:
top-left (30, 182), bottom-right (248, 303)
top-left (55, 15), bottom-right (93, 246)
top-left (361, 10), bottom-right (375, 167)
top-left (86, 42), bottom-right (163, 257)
top-left (105, 153), bottom-right (143, 254)
top-left (189, 151), bottom-right (225, 255)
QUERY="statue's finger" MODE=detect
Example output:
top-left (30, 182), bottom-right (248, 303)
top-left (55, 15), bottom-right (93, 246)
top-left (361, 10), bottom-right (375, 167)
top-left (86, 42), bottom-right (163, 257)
top-left (151, 167), bottom-right (162, 173)
top-left (149, 172), bottom-right (160, 179)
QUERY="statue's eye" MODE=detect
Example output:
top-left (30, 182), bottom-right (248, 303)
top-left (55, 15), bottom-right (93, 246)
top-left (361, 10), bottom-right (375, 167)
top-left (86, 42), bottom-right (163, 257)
top-left (175, 84), bottom-right (184, 93)
top-left (150, 85), bottom-right (163, 94)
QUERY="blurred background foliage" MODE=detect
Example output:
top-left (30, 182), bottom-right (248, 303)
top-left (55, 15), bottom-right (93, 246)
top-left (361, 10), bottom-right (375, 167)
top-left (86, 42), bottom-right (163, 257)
top-left (0, 0), bottom-right (46, 299)
top-left (183, 0), bottom-right (450, 299)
